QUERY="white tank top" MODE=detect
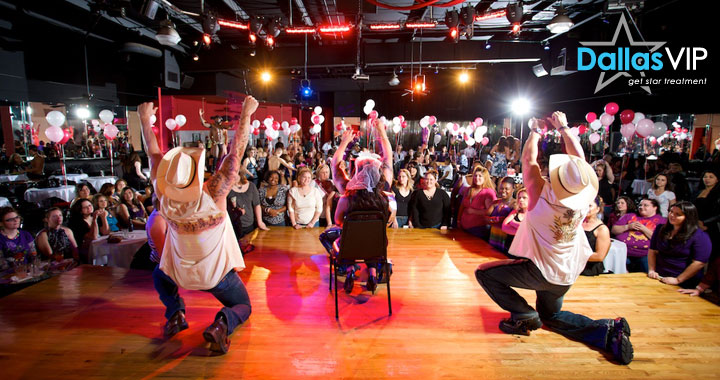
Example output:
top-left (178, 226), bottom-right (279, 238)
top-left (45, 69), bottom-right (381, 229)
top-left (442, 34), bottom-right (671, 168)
top-left (508, 182), bottom-right (592, 285)
top-left (158, 189), bottom-right (245, 290)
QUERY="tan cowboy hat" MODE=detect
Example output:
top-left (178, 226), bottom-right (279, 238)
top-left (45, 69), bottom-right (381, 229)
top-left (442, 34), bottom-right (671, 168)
top-left (549, 154), bottom-right (599, 209)
top-left (156, 147), bottom-right (205, 202)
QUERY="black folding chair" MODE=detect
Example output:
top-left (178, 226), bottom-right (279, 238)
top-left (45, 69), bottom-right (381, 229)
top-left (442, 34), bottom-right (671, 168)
top-left (329, 210), bottom-right (392, 320)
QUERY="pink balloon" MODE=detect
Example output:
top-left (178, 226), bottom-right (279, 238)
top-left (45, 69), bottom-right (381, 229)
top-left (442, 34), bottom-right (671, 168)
top-left (620, 123), bottom-right (635, 139)
top-left (311, 115), bottom-right (321, 124)
top-left (368, 110), bottom-right (378, 121)
top-left (481, 137), bottom-right (489, 146)
top-left (474, 117), bottom-right (483, 126)
top-left (104, 124), bottom-right (119, 140)
top-left (604, 102), bottom-right (619, 116)
top-left (45, 126), bottom-right (64, 143)
top-left (588, 133), bottom-right (601, 144)
top-left (165, 118), bottom-right (177, 131)
top-left (428, 116), bottom-right (437, 125)
top-left (585, 112), bottom-right (597, 123)
top-left (600, 113), bottom-right (615, 127)
top-left (636, 118), bottom-right (655, 138)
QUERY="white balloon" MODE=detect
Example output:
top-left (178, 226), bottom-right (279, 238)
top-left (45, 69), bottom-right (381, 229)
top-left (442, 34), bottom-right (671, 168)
top-left (314, 106), bottom-right (323, 115)
top-left (281, 121), bottom-right (289, 129)
top-left (93, 125), bottom-right (102, 133)
top-left (312, 124), bottom-right (322, 134)
top-left (392, 117), bottom-right (401, 126)
top-left (419, 118), bottom-right (429, 128)
top-left (45, 111), bottom-right (66, 127)
top-left (383, 117), bottom-right (393, 128)
top-left (465, 137), bottom-right (475, 146)
top-left (590, 119), bottom-right (603, 130)
top-left (458, 127), bottom-right (466, 136)
top-left (91, 119), bottom-right (100, 126)
top-left (363, 106), bottom-right (372, 115)
top-left (282, 127), bottom-right (291, 136)
top-left (317, 115), bottom-right (325, 124)
top-left (99, 109), bottom-right (114, 124)
top-left (174, 114), bottom-right (187, 127)
top-left (365, 99), bottom-right (375, 109)
top-left (291, 124), bottom-right (301, 133)
top-left (165, 118), bottom-right (177, 131)
top-left (392, 124), bottom-right (401, 134)
top-left (263, 118), bottom-right (273, 128)
top-left (252, 120), bottom-right (261, 129)
top-left (653, 122), bottom-right (668, 138)
top-left (632, 112), bottom-right (645, 125)
top-left (474, 127), bottom-right (484, 141)
top-left (149, 115), bottom-right (157, 125)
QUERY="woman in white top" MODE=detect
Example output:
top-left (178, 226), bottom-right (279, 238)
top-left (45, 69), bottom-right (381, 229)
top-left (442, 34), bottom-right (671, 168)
top-left (647, 172), bottom-right (676, 217)
top-left (288, 167), bottom-right (324, 228)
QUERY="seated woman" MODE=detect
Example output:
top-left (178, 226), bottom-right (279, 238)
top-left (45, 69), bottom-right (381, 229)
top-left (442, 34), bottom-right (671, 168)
top-left (678, 257), bottom-right (720, 303)
top-left (608, 196), bottom-right (636, 231)
top-left (70, 183), bottom-right (93, 207)
top-left (392, 169), bottom-right (414, 228)
top-left (501, 187), bottom-right (528, 256)
top-left (487, 176), bottom-right (515, 252)
top-left (259, 170), bottom-right (289, 227)
top-left (117, 186), bottom-right (147, 230)
top-left (68, 199), bottom-right (100, 262)
top-left (581, 196), bottom-right (611, 276)
top-left (612, 198), bottom-right (666, 273)
top-left (92, 193), bottom-right (119, 234)
top-left (648, 201), bottom-right (712, 288)
top-left (35, 207), bottom-right (79, 261)
top-left (0, 207), bottom-right (36, 267)
top-left (113, 179), bottom-right (128, 203)
top-left (409, 170), bottom-right (450, 229)
top-left (99, 183), bottom-right (119, 206)
top-left (457, 166), bottom-right (496, 238)
top-left (287, 167), bottom-right (324, 229)
top-left (121, 151), bottom-right (148, 191)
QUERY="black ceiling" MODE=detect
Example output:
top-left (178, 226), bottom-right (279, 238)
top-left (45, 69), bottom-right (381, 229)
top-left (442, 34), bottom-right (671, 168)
top-left (1, 0), bottom-right (718, 119)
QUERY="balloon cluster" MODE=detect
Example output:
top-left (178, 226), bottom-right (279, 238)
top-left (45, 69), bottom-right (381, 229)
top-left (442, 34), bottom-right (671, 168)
top-left (584, 102), bottom-right (681, 147)
top-left (309, 106), bottom-right (323, 135)
top-left (165, 114), bottom-right (187, 131)
top-left (419, 115), bottom-right (437, 129)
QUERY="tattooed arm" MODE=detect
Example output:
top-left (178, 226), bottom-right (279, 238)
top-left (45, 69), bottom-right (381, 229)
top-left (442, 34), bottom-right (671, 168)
top-left (331, 129), bottom-right (353, 194)
top-left (206, 96), bottom-right (259, 205)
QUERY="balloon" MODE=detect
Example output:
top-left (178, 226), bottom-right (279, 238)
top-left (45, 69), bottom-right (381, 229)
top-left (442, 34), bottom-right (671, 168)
top-left (481, 137), bottom-right (489, 146)
top-left (474, 117), bottom-right (484, 126)
top-left (263, 118), bottom-right (273, 128)
top-left (585, 112), bottom-right (597, 123)
top-left (335, 123), bottom-right (344, 131)
top-left (653, 121), bottom-right (668, 137)
top-left (363, 106), bottom-right (372, 115)
top-left (632, 112), bottom-right (645, 124)
top-left (365, 99), bottom-right (375, 109)
top-left (312, 124), bottom-right (322, 134)
top-left (600, 113), bottom-right (615, 127)
top-left (45, 111), bottom-right (66, 127)
top-left (570, 127), bottom-right (579, 136)
top-left (165, 118), bottom-right (177, 131)
top-left (393, 124), bottom-right (402, 134)
top-left (428, 116), bottom-right (437, 125)
top-left (578, 125), bottom-right (588, 135)
top-left (392, 117), bottom-right (401, 126)
top-left (272, 121), bottom-right (281, 131)
top-left (59, 129), bottom-right (71, 144)
top-left (252, 128), bottom-right (260, 136)
top-left (252, 120), bottom-right (261, 129)
top-left (589, 133), bottom-right (601, 144)
top-left (465, 137), bottom-right (476, 146)
top-left (174, 114), bottom-right (187, 128)
top-left (636, 118), bottom-right (655, 138)
top-left (590, 119), bottom-right (602, 130)
top-left (619, 109), bottom-right (635, 125)
top-left (281, 121), bottom-right (289, 129)
top-left (282, 126), bottom-right (292, 136)
top-left (45, 126), bottom-right (64, 143)
top-left (93, 125), bottom-right (101, 133)
top-left (290, 117), bottom-right (298, 125)
top-left (104, 124), bottom-right (119, 140)
top-left (290, 123), bottom-right (301, 133)
top-left (99, 109), bottom-right (114, 124)
top-left (419, 117), bottom-right (429, 128)
top-left (149, 115), bottom-right (157, 125)
top-left (604, 102), bottom-right (619, 116)
top-left (317, 115), bottom-right (325, 124)
top-left (401, 121), bottom-right (407, 129)
top-left (368, 110), bottom-right (378, 122)
top-left (620, 123), bottom-right (635, 139)
top-left (91, 119), bottom-right (100, 126)
top-left (314, 106), bottom-right (323, 115)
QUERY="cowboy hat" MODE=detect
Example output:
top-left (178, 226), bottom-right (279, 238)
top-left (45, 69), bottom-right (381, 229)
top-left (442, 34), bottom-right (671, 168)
top-left (156, 147), bottom-right (205, 202)
top-left (549, 154), bottom-right (599, 210)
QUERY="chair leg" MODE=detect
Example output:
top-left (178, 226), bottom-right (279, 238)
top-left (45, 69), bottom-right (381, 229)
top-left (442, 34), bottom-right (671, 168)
top-left (386, 262), bottom-right (392, 316)
top-left (328, 257), bottom-right (333, 292)
top-left (334, 267), bottom-right (339, 320)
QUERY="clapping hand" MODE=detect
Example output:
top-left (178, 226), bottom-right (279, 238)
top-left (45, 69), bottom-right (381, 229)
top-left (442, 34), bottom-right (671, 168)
top-left (546, 111), bottom-right (568, 130)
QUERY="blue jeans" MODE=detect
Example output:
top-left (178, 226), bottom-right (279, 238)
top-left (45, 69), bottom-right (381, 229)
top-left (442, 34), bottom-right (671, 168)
top-left (475, 259), bottom-right (613, 351)
top-left (626, 256), bottom-right (648, 273)
top-left (396, 216), bottom-right (409, 228)
top-left (465, 225), bottom-right (491, 241)
top-left (153, 266), bottom-right (252, 335)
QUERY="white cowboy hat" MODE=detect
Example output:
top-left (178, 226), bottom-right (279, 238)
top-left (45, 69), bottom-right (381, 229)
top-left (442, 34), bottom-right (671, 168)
top-left (549, 154), bottom-right (599, 210)
top-left (156, 147), bottom-right (205, 202)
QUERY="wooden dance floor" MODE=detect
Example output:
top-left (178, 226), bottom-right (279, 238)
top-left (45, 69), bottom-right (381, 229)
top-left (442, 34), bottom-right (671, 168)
top-left (1, 228), bottom-right (718, 379)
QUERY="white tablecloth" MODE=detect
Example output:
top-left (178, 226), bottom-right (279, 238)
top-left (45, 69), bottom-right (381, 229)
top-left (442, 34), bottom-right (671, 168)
top-left (142, 168), bottom-right (150, 178)
top-left (88, 230), bottom-right (148, 268)
top-left (631, 179), bottom-right (651, 195)
top-left (603, 239), bottom-right (628, 274)
top-left (49, 173), bottom-right (89, 183)
top-left (0, 197), bottom-right (10, 207)
top-left (85, 176), bottom-right (118, 191)
top-left (24, 185), bottom-right (75, 203)
top-left (0, 174), bottom-right (29, 182)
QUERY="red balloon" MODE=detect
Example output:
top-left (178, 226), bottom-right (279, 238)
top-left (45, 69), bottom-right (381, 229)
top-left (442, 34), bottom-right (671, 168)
top-left (619, 109), bottom-right (635, 124)
top-left (428, 116), bottom-right (437, 125)
top-left (585, 112), bottom-right (597, 123)
top-left (578, 125), bottom-right (588, 135)
top-left (311, 115), bottom-right (321, 124)
top-left (290, 117), bottom-right (298, 125)
top-left (272, 121), bottom-right (281, 130)
top-left (401, 121), bottom-right (407, 129)
top-left (59, 129), bottom-right (71, 144)
top-left (253, 128), bottom-right (260, 135)
top-left (335, 123), bottom-right (343, 131)
top-left (604, 102), bottom-right (619, 116)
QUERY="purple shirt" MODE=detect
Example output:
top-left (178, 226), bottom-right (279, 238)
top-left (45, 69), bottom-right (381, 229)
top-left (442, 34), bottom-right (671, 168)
top-left (650, 226), bottom-right (712, 281)
top-left (0, 230), bottom-right (35, 258)
top-left (614, 213), bottom-right (666, 257)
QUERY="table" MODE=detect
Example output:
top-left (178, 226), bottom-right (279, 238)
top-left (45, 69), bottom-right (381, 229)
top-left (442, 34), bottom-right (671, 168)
top-left (631, 179), bottom-right (651, 195)
top-left (0, 197), bottom-right (10, 207)
top-left (49, 173), bottom-right (89, 183)
top-left (142, 168), bottom-right (150, 178)
top-left (0, 174), bottom-right (29, 182)
top-left (603, 239), bottom-right (628, 274)
top-left (24, 185), bottom-right (75, 204)
top-left (85, 176), bottom-right (118, 191)
top-left (88, 230), bottom-right (147, 268)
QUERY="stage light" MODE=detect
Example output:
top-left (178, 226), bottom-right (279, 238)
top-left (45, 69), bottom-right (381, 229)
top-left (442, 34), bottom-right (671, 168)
top-left (249, 33), bottom-right (257, 44)
top-left (448, 27), bottom-right (459, 43)
top-left (506, 2), bottom-right (524, 24)
top-left (445, 10), bottom-right (459, 28)
top-left (266, 35), bottom-right (275, 50)
top-left (413, 74), bottom-right (426, 93)
top-left (404, 21), bottom-right (436, 29)
top-left (249, 17), bottom-right (263, 33)
top-left (458, 71), bottom-right (469, 84)
top-left (460, 5), bottom-right (476, 25)
top-left (75, 107), bottom-right (90, 120)
top-left (300, 79), bottom-right (313, 97)
top-left (26, 106), bottom-right (32, 115)
top-left (249, 49), bottom-right (256, 57)
top-left (388, 72), bottom-right (400, 86)
top-left (202, 33), bottom-right (212, 46)
top-left (485, 41), bottom-right (492, 50)
top-left (369, 23), bottom-right (402, 31)
top-left (511, 98), bottom-right (531, 115)
top-left (511, 23), bottom-right (521, 34)
top-left (319, 25), bottom-right (352, 33)
top-left (542, 41), bottom-right (550, 50)
top-left (218, 19), bottom-right (248, 30)
top-left (474, 9), bottom-right (507, 22)
top-left (285, 26), bottom-right (316, 34)
top-left (434, 66), bottom-right (439, 74)
top-left (260, 71), bottom-right (272, 82)
top-left (155, 19), bottom-right (181, 46)
top-left (547, 7), bottom-right (573, 34)
top-left (192, 54), bottom-right (199, 61)
top-left (398, 66), bottom-right (403, 73)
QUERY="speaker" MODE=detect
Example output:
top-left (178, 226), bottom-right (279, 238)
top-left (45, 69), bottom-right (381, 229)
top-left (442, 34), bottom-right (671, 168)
top-left (163, 50), bottom-right (180, 89)
top-left (532, 63), bottom-right (548, 77)
top-left (551, 47), bottom-right (577, 76)
top-left (142, 0), bottom-right (159, 20)
top-left (180, 74), bottom-right (195, 89)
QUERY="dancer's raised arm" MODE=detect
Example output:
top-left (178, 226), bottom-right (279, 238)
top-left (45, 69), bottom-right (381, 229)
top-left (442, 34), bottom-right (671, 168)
top-left (374, 119), bottom-right (393, 184)
top-left (547, 111), bottom-right (584, 160)
top-left (331, 129), bottom-right (353, 194)
top-left (522, 118), bottom-right (544, 211)
top-left (138, 102), bottom-right (161, 179)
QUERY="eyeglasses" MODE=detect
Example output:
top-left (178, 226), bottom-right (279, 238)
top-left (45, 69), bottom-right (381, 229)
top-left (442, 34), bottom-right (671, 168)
top-left (4, 216), bottom-right (21, 222)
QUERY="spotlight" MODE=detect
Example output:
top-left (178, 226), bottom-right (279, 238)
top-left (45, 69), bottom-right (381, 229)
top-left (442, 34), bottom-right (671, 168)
top-left (398, 66), bottom-right (403, 73)
top-left (413, 74), bottom-right (426, 93)
top-left (26, 106), bottom-right (32, 115)
top-left (155, 19), bottom-right (181, 46)
top-left (506, 2), bottom-right (524, 24)
top-left (388, 72), bottom-right (400, 86)
top-left (511, 98), bottom-right (531, 115)
top-left (547, 6), bottom-right (574, 34)
top-left (249, 49), bottom-right (256, 57)
top-left (445, 10), bottom-right (459, 28)
top-left (542, 41), bottom-right (550, 50)
top-left (203, 13), bottom-right (220, 36)
top-left (202, 33), bottom-right (212, 46)
top-left (75, 107), bottom-right (90, 120)
top-left (460, 5), bottom-right (476, 26)
top-left (458, 71), bottom-right (469, 84)
top-left (266, 35), bottom-right (275, 50)
top-left (485, 41), bottom-right (491, 50)
top-left (300, 79), bottom-right (313, 97)
top-left (249, 33), bottom-right (257, 45)
top-left (192, 53), bottom-right (199, 61)
top-left (511, 22), bottom-right (521, 34)
top-left (434, 66), bottom-right (439, 74)
top-left (267, 19), bottom-right (281, 38)
top-left (448, 27), bottom-right (459, 43)
top-left (260, 71), bottom-right (271, 82)
top-left (250, 17), bottom-right (263, 34)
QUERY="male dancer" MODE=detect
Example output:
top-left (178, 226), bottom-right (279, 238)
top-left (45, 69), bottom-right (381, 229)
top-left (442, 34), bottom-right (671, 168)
top-left (475, 112), bottom-right (633, 365)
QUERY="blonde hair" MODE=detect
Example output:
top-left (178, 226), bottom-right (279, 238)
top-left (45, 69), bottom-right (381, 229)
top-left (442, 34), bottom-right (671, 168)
top-left (395, 169), bottom-right (414, 192)
top-left (472, 166), bottom-right (495, 191)
top-left (295, 167), bottom-right (313, 186)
